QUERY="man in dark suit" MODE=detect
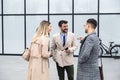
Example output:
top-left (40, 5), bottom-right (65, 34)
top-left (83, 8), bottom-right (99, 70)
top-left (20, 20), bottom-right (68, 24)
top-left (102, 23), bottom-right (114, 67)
top-left (77, 18), bottom-right (100, 80)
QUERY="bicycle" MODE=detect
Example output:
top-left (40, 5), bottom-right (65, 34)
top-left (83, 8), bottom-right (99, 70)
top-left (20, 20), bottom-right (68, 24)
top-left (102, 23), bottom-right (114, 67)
top-left (110, 44), bottom-right (120, 57)
top-left (99, 39), bottom-right (120, 58)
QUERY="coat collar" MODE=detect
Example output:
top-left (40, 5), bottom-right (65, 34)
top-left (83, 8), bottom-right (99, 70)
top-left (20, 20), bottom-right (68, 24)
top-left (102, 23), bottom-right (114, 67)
top-left (88, 31), bottom-right (96, 36)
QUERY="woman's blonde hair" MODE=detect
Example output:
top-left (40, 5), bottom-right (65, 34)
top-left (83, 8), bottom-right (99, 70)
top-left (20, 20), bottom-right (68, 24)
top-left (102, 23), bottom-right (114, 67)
top-left (32, 20), bottom-right (50, 42)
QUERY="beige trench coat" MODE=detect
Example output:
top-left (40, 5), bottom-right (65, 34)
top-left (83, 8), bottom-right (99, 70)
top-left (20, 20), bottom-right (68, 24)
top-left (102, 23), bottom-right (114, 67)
top-left (27, 35), bottom-right (50, 80)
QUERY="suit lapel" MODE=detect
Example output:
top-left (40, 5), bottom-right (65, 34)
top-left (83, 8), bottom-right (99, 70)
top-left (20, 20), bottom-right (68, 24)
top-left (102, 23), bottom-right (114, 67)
top-left (56, 33), bottom-right (63, 48)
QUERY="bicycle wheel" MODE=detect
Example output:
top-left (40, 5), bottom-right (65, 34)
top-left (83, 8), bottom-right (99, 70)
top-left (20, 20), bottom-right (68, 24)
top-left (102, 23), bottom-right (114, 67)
top-left (110, 45), bottom-right (120, 57)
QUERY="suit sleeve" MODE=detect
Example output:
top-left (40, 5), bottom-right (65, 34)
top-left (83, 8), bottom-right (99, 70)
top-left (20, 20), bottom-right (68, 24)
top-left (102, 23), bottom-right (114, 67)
top-left (41, 38), bottom-right (50, 58)
top-left (78, 37), bottom-right (94, 64)
top-left (68, 34), bottom-right (78, 53)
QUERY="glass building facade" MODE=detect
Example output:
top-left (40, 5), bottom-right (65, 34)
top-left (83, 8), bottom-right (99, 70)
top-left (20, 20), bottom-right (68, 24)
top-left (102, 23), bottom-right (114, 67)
top-left (0, 0), bottom-right (120, 55)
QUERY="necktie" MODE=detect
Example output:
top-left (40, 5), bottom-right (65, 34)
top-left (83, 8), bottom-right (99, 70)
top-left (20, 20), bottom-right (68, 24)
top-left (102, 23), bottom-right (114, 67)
top-left (63, 35), bottom-right (66, 46)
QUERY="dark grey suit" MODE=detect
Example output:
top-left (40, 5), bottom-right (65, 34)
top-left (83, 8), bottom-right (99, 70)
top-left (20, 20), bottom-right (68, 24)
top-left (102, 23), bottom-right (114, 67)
top-left (77, 32), bottom-right (100, 80)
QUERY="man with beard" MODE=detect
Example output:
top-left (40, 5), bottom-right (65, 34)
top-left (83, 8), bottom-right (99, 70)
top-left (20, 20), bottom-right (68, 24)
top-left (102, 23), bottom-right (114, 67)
top-left (51, 20), bottom-right (77, 80)
top-left (77, 18), bottom-right (101, 80)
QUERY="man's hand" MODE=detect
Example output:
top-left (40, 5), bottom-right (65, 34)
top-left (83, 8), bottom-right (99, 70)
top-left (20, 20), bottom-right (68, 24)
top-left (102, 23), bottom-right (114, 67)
top-left (49, 51), bottom-right (53, 57)
top-left (65, 50), bottom-right (71, 54)
top-left (77, 36), bottom-right (83, 41)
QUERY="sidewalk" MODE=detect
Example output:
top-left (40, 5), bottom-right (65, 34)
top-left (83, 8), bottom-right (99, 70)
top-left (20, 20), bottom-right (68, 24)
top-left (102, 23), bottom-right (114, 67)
top-left (0, 56), bottom-right (120, 80)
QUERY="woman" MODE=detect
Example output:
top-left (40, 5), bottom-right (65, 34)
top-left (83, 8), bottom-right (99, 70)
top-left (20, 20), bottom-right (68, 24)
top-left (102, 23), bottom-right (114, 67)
top-left (27, 20), bottom-right (52, 80)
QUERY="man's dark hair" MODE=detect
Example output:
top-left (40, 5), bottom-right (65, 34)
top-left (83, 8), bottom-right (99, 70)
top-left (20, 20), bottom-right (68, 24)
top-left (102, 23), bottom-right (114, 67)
top-left (58, 20), bottom-right (68, 27)
top-left (87, 18), bottom-right (97, 29)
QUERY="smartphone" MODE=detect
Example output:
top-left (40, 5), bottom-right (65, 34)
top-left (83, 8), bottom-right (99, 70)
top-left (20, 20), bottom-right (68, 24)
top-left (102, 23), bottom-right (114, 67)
top-left (65, 47), bottom-right (68, 50)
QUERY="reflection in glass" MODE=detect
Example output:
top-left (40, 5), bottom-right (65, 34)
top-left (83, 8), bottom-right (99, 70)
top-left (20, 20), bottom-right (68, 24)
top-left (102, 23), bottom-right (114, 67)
top-left (4, 16), bottom-right (24, 54)
top-left (3, 0), bottom-right (24, 14)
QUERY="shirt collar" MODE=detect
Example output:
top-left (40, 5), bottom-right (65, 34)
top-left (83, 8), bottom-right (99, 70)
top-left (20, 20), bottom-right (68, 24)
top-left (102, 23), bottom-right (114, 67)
top-left (60, 32), bottom-right (67, 36)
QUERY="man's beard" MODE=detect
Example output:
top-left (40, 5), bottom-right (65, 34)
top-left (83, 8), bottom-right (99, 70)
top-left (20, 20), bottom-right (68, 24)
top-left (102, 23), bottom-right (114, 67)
top-left (62, 29), bottom-right (68, 33)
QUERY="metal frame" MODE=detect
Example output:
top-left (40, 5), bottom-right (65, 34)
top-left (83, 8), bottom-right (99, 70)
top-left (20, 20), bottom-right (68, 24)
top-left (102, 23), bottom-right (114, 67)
top-left (48, 0), bottom-right (50, 21)
top-left (72, 0), bottom-right (74, 33)
top-left (97, 0), bottom-right (100, 37)
top-left (0, 0), bottom-right (120, 56)
top-left (1, 0), bottom-right (4, 54)
top-left (24, 0), bottom-right (26, 49)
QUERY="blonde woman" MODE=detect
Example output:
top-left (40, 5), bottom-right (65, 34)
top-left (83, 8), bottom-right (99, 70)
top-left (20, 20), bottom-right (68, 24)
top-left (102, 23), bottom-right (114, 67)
top-left (27, 20), bottom-right (52, 80)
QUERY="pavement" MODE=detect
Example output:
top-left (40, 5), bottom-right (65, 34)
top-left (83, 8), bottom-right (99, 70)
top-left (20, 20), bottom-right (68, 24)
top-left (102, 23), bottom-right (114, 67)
top-left (0, 56), bottom-right (120, 80)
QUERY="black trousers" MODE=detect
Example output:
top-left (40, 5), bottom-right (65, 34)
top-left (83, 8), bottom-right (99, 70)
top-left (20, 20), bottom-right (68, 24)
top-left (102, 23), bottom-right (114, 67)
top-left (56, 63), bottom-right (74, 80)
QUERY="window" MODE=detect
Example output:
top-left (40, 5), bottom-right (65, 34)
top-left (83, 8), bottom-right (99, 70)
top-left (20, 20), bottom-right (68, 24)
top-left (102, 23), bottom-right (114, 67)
top-left (0, 0), bottom-right (120, 55)
top-left (0, 0), bottom-right (1, 14)
top-left (99, 15), bottom-right (120, 45)
top-left (4, 16), bottom-right (24, 54)
top-left (3, 0), bottom-right (24, 14)
top-left (74, 0), bottom-right (97, 13)
top-left (0, 16), bottom-right (2, 53)
top-left (100, 0), bottom-right (120, 13)
top-left (26, 0), bottom-right (48, 14)
top-left (50, 0), bottom-right (72, 13)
